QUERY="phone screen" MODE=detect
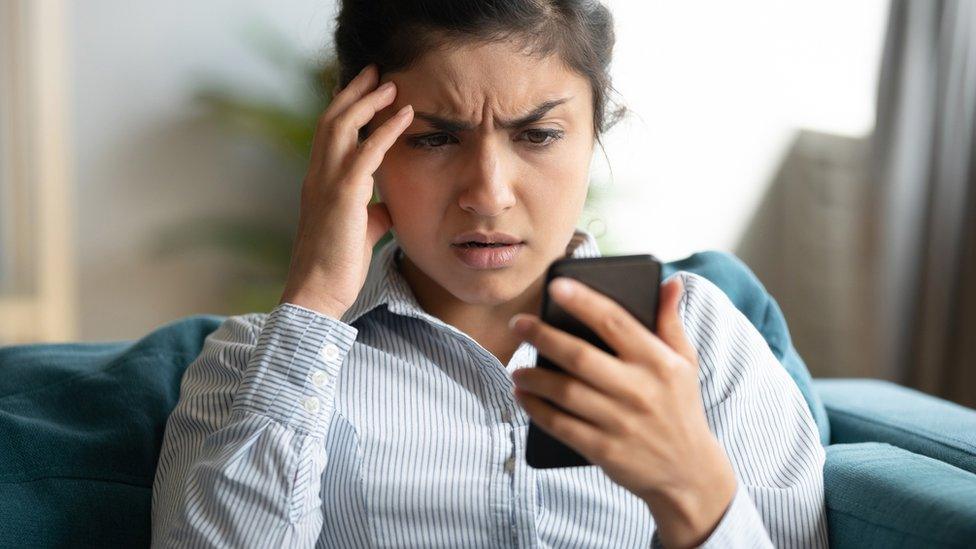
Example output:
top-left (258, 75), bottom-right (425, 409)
top-left (524, 254), bottom-right (662, 469)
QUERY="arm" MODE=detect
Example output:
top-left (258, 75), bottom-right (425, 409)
top-left (653, 271), bottom-right (828, 548)
top-left (151, 303), bottom-right (358, 547)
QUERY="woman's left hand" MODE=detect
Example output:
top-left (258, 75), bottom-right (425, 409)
top-left (508, 275), bottom-right (737, 547)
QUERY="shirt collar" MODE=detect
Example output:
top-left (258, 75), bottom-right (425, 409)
top-left (340, 226), bottom-right (603, 327)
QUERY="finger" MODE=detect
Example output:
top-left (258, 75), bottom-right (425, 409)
top-left (321, 63), bottom-right (379, 123)
top-left (346, 104), bottom-right (413, 179)
top-left (545, 277), bottom-right (681, 366)
top-left (514, 388), bottom-right (609, 464)
top-left (657, 275), bottom-right (698, 366)
top-left (315, 81), bottom-right (399, 169)
top-left (512, 367), bottom-right (628, 431)
top-left (510, 313), bottom-right (638, 402)
top-left (365, 200), bottom-right (392, 247)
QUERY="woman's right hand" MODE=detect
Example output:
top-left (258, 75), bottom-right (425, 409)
top-left (278, 63), bottom-right (414, 318)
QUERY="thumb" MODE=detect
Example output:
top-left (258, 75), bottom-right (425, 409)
top-left (657, 276), bottom-right (698, 366)
top-left (366, 200), bottom-right (393, 247)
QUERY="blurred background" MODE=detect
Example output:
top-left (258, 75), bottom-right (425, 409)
top-left (1, 0), bottom-right (973, 407)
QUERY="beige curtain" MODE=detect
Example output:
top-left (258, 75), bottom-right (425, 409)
top-left (870, 0), bottom-right (976, 407)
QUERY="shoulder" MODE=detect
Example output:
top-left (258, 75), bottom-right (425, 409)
top-left (664, 270), bottom-right (794, 409)
top-left (663, 250), bottom-right (773, 328)
top-left (664, 269), bottom-right (746, 331)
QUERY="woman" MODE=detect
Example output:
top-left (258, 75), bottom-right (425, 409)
top-left (151, 0), bottom-right (828, 547)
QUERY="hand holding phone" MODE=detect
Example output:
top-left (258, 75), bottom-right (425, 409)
top-left (524, 253), bottom-right (662, 469)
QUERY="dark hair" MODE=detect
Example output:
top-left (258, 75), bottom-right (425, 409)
top-left (333, 0), bottom-right (626, 142)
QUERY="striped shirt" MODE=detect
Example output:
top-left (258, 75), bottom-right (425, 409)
top-left (151, 227), bottom-right (828, 548)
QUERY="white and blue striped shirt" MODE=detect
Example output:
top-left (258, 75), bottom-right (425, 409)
top-left (151, 227), bottom-right (828, 548)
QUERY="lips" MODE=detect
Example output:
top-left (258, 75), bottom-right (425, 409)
top-left (451, 230), bottom-right (524, 246)
top-left (451, 241), bottom-right (525, 269)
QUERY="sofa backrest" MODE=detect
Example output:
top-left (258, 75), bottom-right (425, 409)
top-left (0, 249), bottom-right (827, 545)
top-left (0, 315), bottom-right (222, 546)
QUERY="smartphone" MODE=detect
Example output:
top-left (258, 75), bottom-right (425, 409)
top-left (524, 253), bottom-right (663, 469)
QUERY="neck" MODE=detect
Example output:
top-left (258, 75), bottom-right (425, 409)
top-left (397, 250), bottom-right (544, 364)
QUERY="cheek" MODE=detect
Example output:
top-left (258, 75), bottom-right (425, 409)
top-left (375, 170), bottom-right (447, 225)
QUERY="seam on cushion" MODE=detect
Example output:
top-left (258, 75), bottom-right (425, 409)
top-left (0, 473), bottom-right (153, 488)
top-left (826, 407), bottom-right (976, 454)
top-left (826, 507), bottom-right (971, 547)
top-left (0, 350), bottom-right (200, 401)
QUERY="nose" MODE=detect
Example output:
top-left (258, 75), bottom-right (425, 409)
top-left (457, 135), bottom-right (517, 217)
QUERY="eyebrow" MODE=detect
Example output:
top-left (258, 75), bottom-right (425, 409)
top-left (412, 97), bottom-right (573, 132)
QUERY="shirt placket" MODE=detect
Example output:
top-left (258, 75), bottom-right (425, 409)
top-left (447, 332), bottom-right (540, 548)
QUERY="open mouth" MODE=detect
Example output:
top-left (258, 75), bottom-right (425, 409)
top-left (452, 242), bottom-right (516, 248)
top-left (450, 240), bottom-right (525, 269)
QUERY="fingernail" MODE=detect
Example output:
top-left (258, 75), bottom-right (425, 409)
top-left (358, 64), bottom-right (370, 76)
top-left (378, 81), bottom-right (395, 93)
top-left (396, 104), bottom-right (413, 118)
top-left (508, 314), bottom-right (531, 334)
top-left (550, 277), bottom-right (575, 300)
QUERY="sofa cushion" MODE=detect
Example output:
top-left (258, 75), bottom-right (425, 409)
top-left (825, 442), bottom-right (976, 548)
top-left (815, 378), bottom-right (976, 475)
top-left (0, 314), bottom-right (222, 547)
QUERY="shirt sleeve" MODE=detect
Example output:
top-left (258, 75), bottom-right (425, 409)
top-left (151, 302), bottom-right (359, 548)
top-left (650, 271), bottom-right (829, 548)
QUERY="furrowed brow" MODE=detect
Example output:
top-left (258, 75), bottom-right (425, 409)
top-left (413, 97), bottom-right (572, 132)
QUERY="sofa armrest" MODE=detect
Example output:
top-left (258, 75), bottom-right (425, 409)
top-left (814, 378), bottom-right (976, 475)
top-left (825, 442), bottom-right (976, 548)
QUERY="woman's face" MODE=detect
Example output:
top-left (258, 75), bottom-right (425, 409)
top-left (372, 39), bottom-right (596, 309)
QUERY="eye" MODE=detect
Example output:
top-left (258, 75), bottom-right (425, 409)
top-left (405, 128), bottom-right (565, 151)
top-left (406, 133), bottom-right (459, 149)
top-left (518, 129), bottom-right (565, 147)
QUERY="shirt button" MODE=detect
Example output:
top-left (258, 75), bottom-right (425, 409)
top-left (303, 396), bottom-right (321, 414)
top-left (504, 456), bottom-right (515, 473)
top-left (310, 370), bottom-right (328, 388)
top-left (321, 343), bottom-right (340, 361)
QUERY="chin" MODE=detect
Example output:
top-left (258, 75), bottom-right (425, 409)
top-left (448, 274), bottom-right (524, 304)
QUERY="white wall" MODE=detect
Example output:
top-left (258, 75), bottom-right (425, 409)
top-left (69, 0), bottom-right (337, 341)
top-left (595, 0), bottom-right (888, 260)
top-left (66, 0), bottom-right (889, 341)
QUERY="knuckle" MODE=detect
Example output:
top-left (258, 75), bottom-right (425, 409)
top-left (660, 357), bottom-right (685, 378)
top-left (631, 393), bottom-right (655, 417)
top-left (554, 379), bottom-right (575, 402)
top-left (566, 345), bottom-right (589, 372)
top-left (317, 109), bottom-right (334, 128)
top-left (549, 415), bottom-right (571, 438)
top-left (598, 313), bottom-right (624, 335)
top-left (570, 345), bottom-right (595, 372)
top-left (358, 138), bottom-right (380, 154)
top-left (591, 439), bottom-right (616, 462)
top-left (617, 416), bottom-right (639, 438)
top-left (332, 113), bottom-right (355, 134)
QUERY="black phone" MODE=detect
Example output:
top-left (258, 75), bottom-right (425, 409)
top-left (524, 253), bottom-right (663, 469)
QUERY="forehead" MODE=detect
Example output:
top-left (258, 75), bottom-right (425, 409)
top-left (387, 39), bottom-right (591, 121)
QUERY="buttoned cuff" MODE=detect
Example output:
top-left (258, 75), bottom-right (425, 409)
top-left (231, 302), bottom-right (359, 434)
top-left (650, 483), bottom-right (771, 548)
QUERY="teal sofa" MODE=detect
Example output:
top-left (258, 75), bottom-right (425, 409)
top-left (1, 251), bottom-right (974, 548)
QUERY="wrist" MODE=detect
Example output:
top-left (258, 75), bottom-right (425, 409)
top-left (643, 441), bottom-right (737, 548)
top-left (278, 289), bottom-right (348, 319)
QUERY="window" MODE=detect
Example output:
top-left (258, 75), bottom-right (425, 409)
top-left (0, 0), bottom-right (76, 343)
